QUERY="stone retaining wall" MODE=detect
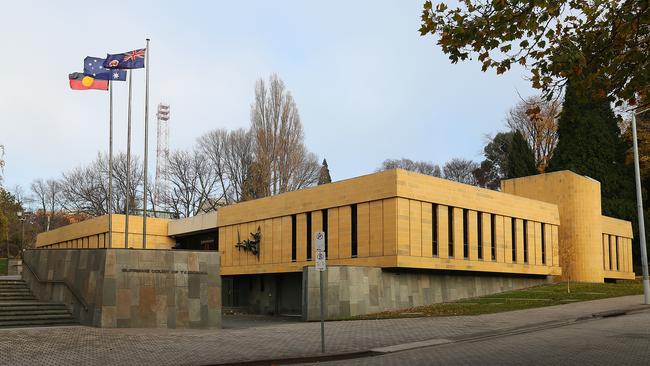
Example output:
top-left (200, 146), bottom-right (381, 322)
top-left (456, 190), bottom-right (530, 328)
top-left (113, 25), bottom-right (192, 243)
top-left (23, 249), bottom-right (221, 328)
top-left (7, 259), bottom-right (22, 275)
top-left (302, 266), bottom-right (548, 320)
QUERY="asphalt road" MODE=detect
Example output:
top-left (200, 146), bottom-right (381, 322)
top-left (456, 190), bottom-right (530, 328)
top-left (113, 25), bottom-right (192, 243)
top-left (310, 309), bottom-right (650, 366)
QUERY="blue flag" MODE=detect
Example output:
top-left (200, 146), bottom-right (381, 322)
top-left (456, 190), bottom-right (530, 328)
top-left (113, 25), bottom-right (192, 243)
top-left (84, 57), bottom-right (127, 81)
top-left (103, 48), bottom-right (146, 69)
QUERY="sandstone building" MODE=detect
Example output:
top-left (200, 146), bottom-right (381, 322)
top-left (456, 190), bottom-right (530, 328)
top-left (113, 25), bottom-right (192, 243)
top-left (32, 169), bottom-right (634, 322)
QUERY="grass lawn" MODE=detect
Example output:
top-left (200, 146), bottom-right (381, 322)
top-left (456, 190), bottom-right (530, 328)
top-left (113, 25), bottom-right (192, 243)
top-left (352, 281), bottom-right (643, 320)
top-left (0, 258), bottom-right (7, 275)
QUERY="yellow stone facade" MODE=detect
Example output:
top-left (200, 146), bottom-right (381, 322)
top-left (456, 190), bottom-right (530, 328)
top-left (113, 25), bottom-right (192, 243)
top-left (217, 170), bottom-right (562, 277)
top-left (35, 215), bottom-right (174, 250)
top-left (502, 171), bottom-right (634, 282)
top-left (35, 169), bottom-right (635, 283)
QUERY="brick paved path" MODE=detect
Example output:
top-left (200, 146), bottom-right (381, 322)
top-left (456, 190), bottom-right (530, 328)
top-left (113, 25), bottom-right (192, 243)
top-left (0, 295), bottom-right (645, 366)
top-left (311, 307), bottom-right (650, 366)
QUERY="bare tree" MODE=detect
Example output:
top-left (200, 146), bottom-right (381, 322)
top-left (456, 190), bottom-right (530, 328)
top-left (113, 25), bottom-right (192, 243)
top-left (443, 158), bottom-right (479, 185)
top-left (167, 150), bottom-right (199, 218)
top-left (197, 129), bottom-right (231, 204)
top-left (30, 179), bottom-right (61, 231)
top-left (57, 153), bottom-right (142, 216)
top-left (250, 74), bottom-right (319, 196)
top-left (224, 129), bottom-right (255, 202)
top-left (378, 158), bottom-right (442, 177)
top-left (506, 96), bottom-right (561, 172)
top-left (59, 164), bottom-right (107, 216)
top-left (104, 153), bottom-right (143, 215)
top-left (166, 148), bottom-right (223, 218)
top-left (0, 145), bottom-right (4, 184)
top-left (198, 128), bottom-right (257, 203)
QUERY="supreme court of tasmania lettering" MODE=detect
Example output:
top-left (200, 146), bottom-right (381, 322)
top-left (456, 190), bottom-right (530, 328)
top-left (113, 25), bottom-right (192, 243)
top-left (29, 169), bottom-right (635, 326)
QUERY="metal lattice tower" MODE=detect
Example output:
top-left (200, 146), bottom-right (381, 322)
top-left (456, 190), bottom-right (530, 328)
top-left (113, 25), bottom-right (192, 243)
top-left (154, 103), bottom-right (170, 211)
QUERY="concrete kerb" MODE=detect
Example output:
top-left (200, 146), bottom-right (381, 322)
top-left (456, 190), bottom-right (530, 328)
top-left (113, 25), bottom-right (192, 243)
top-left (206, 303), bottom-right (650, 366)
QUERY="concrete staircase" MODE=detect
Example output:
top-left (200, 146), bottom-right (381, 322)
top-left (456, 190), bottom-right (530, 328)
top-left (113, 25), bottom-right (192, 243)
top-left (0, 278), bottom-right (77, 328)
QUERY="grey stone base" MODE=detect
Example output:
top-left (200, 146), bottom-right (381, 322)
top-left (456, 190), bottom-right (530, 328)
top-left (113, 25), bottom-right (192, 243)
top-left (7, 259), bottom-right (22, 275)
top-left (23, 249), bottom-right (221, 328)
top-left (302, 266), bottom-right (548, 320)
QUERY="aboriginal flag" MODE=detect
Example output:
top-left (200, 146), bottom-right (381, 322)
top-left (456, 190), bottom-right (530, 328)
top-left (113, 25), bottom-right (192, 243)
top-left (69, 72), bottom-right (108, 90)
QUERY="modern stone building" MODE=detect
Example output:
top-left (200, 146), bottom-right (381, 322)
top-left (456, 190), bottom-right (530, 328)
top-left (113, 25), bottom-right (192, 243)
top-left (31, 169), bottom-right (635, 322)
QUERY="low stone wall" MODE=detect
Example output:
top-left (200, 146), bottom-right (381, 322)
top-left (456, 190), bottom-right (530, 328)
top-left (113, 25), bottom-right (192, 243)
top-left (302, 266), bottom-right (548, 320)
top-left (23, 249), bottom-right (221, 328)
top-left (8, 259), bottom-right (22, 275)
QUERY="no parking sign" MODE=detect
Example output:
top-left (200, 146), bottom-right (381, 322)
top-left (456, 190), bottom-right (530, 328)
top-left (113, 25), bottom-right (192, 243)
top-left (315, 231), bottom-right (326, 271)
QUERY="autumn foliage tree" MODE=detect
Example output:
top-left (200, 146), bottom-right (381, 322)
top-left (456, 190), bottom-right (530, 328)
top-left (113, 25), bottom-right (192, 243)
top-left (419, 0), bottom-right (650, 106)
top-left (506, 96), bottom-right (560, 172)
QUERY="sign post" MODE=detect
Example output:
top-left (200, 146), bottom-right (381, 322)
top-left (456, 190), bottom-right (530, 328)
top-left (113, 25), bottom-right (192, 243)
top-left (315, 231), bottom-right (326, 353)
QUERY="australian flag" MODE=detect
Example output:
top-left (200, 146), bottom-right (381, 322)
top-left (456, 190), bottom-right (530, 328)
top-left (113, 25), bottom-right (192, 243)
top-left (84, 57), bottom-right (127, 81)
top-left (103, 48), bottom-right (146, 69)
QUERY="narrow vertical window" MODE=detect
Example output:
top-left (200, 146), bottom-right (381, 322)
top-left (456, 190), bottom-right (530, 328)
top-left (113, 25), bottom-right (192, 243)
top-left (510, 217), bottom-right (517, 263)
top-left (541, 223), bottom-right (546, 265)
top-left (306, 212), bottom-right (312, 261)
top-left (608, 235), bottom-right (612, 270)
top-left (477, 212), bottom-right (483, 260)
top-left (523, 220), bottom-right (529, 263)
top-left (448, 207), bottom-right (454, 257)
top-left (351, 204), bottom-right (358, 257)
top-left (291, 214), bottom-right (297, 262)
top-left (616, 236), bottom-right (621, 271)
top-left (432, 204), bottom-right (439, 257)
top-left (490, 214), bottom-right (496, 261)
top-left (463, 209), bottom-right (469, 259)
top-left (322, 209), bottom-right (329, 258)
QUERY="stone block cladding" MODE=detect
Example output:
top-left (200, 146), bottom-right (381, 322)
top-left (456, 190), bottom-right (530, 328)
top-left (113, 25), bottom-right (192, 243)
top-left (22, 249), bottom-right (221, 328)
top-left (302, 266), bottom-right (547, 320)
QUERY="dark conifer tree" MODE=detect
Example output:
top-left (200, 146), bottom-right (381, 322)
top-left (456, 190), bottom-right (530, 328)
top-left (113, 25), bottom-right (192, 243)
top-left (318, 159), bottom-right (332, 185)
top-left (548, 80), bottom-right (634, 217)
top-left (506, 131), bottom-right (537, 179)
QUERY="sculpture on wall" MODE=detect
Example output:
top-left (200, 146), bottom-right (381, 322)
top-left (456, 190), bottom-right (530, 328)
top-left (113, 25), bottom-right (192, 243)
top-left (235, 227), bottom-right (261, 258)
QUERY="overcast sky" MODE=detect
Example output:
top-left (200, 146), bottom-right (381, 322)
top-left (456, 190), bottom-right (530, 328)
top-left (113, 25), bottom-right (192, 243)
top-left (0, 0), bottom-right (536, 193)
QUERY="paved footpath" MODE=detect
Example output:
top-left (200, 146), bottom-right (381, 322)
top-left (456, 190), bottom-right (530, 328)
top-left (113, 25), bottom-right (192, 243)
top-left (0, 295), bottom-right (647, 366)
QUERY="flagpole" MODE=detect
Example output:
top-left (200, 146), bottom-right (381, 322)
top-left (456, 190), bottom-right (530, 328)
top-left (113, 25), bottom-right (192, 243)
top-left (108, 80), bottom-right (113, 248)
top-left (143, 38), bottom-right (150, 249)
top-left (125, 69), bottom-right (132, 248)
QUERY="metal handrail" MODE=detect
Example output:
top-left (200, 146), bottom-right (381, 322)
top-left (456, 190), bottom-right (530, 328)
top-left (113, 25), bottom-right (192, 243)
top-left (21, 258), bottom-right (88, 312)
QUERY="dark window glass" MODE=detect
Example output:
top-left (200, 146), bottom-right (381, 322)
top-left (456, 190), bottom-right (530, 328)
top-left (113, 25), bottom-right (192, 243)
top-left (322, 209), bottom-right (329, 258)
top-left (448, 207), bottom-right (454, 257)
top-left (306, 212), bottom-right (312, 261)
top-left (291, 214), bottom-right (297, 262)
top-left (260, 275), bottom-right (264, 292)
top-left (463, 209), bottom-right (469, 259)
top-left (351, 204), bottom-right (358, 257)
top-left (432, 204), bottom-right (439, 257)
top-left (477, 212), bottom-right (483, 260)
top-left (490, 214), bottom-right (496, 260)
top-left (541, 223), bottom-right (546, 264)
top-left (608, 235), bottom-right (612, 270)
top-left (523, 220), bottom-right (529, 263)
top-left (510, 217), bottom-right (517, 263)
top-left (616, 236), bottom-right (621, 271)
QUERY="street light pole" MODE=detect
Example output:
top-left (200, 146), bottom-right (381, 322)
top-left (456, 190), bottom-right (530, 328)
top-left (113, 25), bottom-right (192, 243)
top-left (631, 108), bottom-right (650, 305)
top-left (16, 211), bottom-right (26, 259)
